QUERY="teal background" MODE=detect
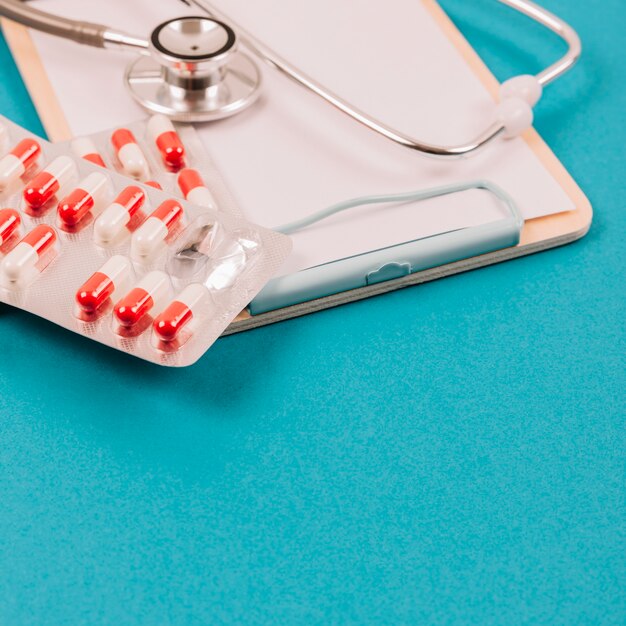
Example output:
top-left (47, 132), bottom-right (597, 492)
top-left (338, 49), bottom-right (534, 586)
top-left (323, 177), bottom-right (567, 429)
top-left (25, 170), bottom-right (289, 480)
top-left (0, 1), bottom-right (624, 624)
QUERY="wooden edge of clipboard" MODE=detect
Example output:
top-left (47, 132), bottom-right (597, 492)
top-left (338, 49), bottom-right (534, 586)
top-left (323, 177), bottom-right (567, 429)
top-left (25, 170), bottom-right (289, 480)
top-left (421, 0), bottom-right (592, 248)
top-left (1, 18), bottom-right (73, 141)
top-left (1, 3), bottom-right (592, 333)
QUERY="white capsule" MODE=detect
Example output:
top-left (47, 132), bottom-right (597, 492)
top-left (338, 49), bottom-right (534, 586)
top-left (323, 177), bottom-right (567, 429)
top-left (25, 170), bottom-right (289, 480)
top-left (77, 172), bottom-right (109, 205)
top-left (119, 144), bottom-right (149, 179)
top-left (177, 168), bottom-right (218, 210)
top-left (111, 128), bottom-right (149, 180)
top-left (187, 186), bottom-right (218, 210)
top-left (0, 155), bottom-right (22, 193)
top-left (71, 136), bottom-right (96, 156)
top-left (45, 155), bottom-right (76, 182)
top-left (2, 242), bottom-right (37, 281)
top-left (147, 114), bottom-right (175, 142)
top-left (137, 270), bottom-right (170, 302)
top-left (130, 199), bottom-right (184, 261)
top-left (0, 138), bottom-right (41, 193)
top-left (131, 216), bottom-right (168, 261)
top-left (101, 254), bottom-right (131, 280)
top-left (94, 203), bottom-right (130, 244)
top-left (177, 282), bottom-right (210, 310)
top-left (71, 137), bottom-right (106, 167)
top-left (0, 225), bottom-right (57, 284)
top-left (93, 186), bottom-right (147, 245)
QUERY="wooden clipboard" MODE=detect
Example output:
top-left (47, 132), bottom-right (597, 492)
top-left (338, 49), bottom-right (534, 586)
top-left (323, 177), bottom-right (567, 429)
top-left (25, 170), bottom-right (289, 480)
top-left (1, 0), bottom-right (592, 334)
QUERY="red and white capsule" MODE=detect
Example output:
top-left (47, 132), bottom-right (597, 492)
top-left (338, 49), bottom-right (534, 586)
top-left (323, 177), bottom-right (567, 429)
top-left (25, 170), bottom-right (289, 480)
top-left (71, 137), bottom-right (106, 168)
top-left (114, 270), bottom-right (170, 327)
top-left (177, 168), bottom-right (217, 210)
top-left (153, 283), bottom-right (209, 342)
top-left (57, 172), bottom-right (109, 227)
top-left (131, 199), bottom-right (184, 260)
top-left (0, 208), bottom-right (21, 246)
top-left (23, 155), bottom-right (76, 210)
top-left (0, 138), bottom-right (41, 192)
top-left (111, 128), bottom-right (149, 180)
top-left (0, 224), bottom-right (56, 283)
top-left (93, 185), bottom-right (147, 245)
top-left (144, 180), bottom-right (162, 190)
top-left (75, 255), bottom-right (131, 314)
top-left (147, 114), bottom-right (186, 170)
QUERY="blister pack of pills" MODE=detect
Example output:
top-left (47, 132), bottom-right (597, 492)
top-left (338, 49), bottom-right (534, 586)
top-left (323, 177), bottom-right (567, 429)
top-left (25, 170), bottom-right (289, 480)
top-left (0, 115), bottom-right (291, 367)
top-left (69, 114), bottom-right (244, 218)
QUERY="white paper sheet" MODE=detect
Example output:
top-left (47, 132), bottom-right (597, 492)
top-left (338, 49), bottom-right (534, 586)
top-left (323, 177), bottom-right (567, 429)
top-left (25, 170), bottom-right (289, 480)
top-left (26, 0), bottom-right (574, 276)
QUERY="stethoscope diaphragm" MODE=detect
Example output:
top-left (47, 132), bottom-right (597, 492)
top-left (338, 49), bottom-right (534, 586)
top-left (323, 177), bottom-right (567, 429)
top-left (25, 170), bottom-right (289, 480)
top-left (125, 16), bottom-right (262, 122)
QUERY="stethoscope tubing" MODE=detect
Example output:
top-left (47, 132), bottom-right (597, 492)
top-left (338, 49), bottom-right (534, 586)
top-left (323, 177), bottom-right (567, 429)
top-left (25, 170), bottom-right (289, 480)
top-left (193, 0), bottom-right (581, 157)
top-left (0, 0), bottom-right (581, 158)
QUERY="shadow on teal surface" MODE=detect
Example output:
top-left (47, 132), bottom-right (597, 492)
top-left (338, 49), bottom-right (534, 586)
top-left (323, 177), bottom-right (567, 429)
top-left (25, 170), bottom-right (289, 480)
top-left (0, 1), bottom-right (624, 624)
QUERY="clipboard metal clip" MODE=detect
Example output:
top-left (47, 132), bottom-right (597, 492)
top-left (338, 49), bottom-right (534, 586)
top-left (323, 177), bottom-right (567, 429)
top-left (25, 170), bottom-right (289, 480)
top-left (250, 180), bottom-right (524, 314)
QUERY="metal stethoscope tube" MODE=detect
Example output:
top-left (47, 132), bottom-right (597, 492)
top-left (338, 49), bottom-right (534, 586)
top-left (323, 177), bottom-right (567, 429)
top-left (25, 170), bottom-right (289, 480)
top-left (0, 0), bottom-right (581, 158)
top-left (0, 0), bottom-right (148, 51)
top-left (194, 0), bottom-right (581, 156)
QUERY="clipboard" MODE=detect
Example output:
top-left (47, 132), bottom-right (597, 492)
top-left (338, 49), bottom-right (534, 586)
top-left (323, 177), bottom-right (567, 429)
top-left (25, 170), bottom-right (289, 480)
top-left (1, 0), bottom-right (592, 335)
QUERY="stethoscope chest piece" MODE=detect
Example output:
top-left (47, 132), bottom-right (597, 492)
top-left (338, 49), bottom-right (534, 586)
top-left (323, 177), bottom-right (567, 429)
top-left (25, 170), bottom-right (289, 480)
top-left (124, 16), bottom-right (262, 122)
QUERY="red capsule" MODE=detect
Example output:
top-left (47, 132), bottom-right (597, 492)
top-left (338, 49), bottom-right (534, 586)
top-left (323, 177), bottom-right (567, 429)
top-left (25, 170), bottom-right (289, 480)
top-left (177, 168), bottom-right (217, 209)
top-left (75, 256), bottom-right (130, 313)
top-left (118, 186), bottom-right (146, 221)
top-left (10, 138), bottom-right (41, 169)
top-left (22, 224), bottom-right (57, 255)
top-left (151, 199), bottom-right (184, 230)
top-left (154, 301), bottom-right (192, 342)
top-left (115, 289), bottom-right (151, 326)
top-left (114, 271), bottom-right (169, 327)
top-left (147, 115), bottom-right (185, 169)
top-left (57, 172), bottom-right (108, 227)
top-left (86, 153), bottom-right (106, 167)
top-left (153, 283), bottom-right (208, 342)
top-left (177, 168), bottom-right (203, 198)
top-left (23, 155), bottom-right (75, 209)
top-left (111, 128), bottom-right (135, 152)
top-left (77, 272), bottom-right (114, 313)
top-left (115, 186), bottom-right (147, 217)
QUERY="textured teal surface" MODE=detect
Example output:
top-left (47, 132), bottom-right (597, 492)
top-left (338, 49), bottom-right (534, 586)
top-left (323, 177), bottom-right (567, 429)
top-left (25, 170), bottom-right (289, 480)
top-left (0, 1), bottom-right (624, 624)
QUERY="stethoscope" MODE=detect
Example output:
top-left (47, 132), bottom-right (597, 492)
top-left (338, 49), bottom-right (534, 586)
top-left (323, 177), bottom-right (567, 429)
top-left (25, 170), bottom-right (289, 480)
top-left (0, 0), bottom-right (581, 158)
